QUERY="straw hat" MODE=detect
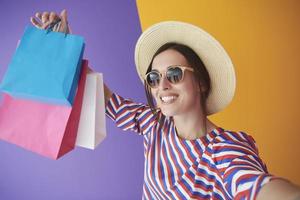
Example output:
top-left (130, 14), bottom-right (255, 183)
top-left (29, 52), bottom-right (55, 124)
top-left (134, 21), bottom-right (236, 115)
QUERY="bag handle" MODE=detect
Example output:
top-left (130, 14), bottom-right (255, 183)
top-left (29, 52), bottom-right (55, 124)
top-left (46, 18), bottom-right (69, 37)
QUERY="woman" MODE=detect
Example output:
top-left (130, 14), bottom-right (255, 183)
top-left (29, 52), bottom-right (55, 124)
top-left (31, 10), bottom-right (300, 200)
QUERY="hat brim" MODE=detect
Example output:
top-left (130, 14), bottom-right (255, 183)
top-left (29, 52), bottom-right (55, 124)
top-left (134, 21), bottom-right (236, 115)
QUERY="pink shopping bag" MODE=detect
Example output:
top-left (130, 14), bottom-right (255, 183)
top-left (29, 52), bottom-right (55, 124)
top-left (0, 60), bottom-right (88, 160)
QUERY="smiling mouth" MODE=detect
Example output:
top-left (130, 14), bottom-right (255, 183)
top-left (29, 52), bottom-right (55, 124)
top-left (160, 95), bottom-right (178, 104)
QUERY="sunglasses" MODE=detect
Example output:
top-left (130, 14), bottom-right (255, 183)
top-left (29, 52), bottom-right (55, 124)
top-left (145, 65), bottom-right (194, 88)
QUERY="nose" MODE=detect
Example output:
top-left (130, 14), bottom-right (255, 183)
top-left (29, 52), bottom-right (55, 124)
top-left (158, 75), bottom-right (171, 90)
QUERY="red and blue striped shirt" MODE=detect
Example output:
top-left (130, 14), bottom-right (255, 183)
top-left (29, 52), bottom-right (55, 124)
top-left (106, 93), bottom-right (277, 200)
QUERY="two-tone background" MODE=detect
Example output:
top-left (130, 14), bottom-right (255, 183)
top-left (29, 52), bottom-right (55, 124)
top-left (0, 0), bottom-right (299, 199)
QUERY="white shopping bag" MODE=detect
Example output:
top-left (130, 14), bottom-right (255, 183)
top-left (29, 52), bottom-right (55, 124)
top-left (75, 70), bottom-right (106, 149)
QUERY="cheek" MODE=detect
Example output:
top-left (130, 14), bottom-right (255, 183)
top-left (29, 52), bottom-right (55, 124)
top-left (187, 77), bottom-right (200, 92)
top-left (179, 82), bottom-right (201, 103)
top-left (180, 78), bottom-right (198, 92)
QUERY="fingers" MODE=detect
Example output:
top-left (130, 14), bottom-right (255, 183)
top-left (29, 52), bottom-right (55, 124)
top-left (60, 9), bottom-right (67, 23)
top-left (58, 9), bottom-right (69, 33)
top-left (35, 12), bottom-right (42, 21)
top-left (30, 11), bottom-right (50, 29)
top-left (41, 11), bottom-right (49, 24)
top-left (30, 17), bottom-right (42, 29)
top-left (49, 12), bottom-right (59, 24)
top-left (30, 10), bottom-right (69, 33)
top-left (30, 12), bottom-right (43, 28)
top-left (49, 12), bottom-right (60, 31)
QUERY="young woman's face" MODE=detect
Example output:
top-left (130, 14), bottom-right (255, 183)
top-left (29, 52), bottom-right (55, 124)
top-left (151, 49), bottom-right (202, 117)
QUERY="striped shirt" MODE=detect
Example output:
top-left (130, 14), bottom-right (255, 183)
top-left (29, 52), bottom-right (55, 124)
top-left (106, 93), bottom-right (276, 200)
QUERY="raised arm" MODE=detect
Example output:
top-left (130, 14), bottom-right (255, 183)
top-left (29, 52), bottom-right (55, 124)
top-left (30, 10), bottom-right (157, 135)
top-left (103, 83), bottom-right (113, 107)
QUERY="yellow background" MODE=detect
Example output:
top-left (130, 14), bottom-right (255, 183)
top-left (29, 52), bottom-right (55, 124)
top-left (136, 0), bottom-right (300, 185)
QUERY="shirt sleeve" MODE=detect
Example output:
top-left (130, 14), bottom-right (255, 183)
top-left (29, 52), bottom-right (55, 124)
top-left (213, 131), bottom-right (278, 200)
top-left (105, 93), bottom-right (158, 135)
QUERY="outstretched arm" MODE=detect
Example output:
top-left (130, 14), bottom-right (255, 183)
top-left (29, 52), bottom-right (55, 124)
top-left (213, 131), bottom-right (300, 200)
top-left (104, 83), bottom-right (113, 106)
top-left (257, 179), bottom-right (300, 200)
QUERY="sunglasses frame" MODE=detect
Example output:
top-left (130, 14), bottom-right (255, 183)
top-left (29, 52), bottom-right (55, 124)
top-left (145, 65), bottom-right (194, 88)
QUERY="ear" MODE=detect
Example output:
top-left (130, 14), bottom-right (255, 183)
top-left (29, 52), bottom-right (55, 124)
top-left (201, 85), bottom-right (207, 93)
top-left (197, 82), bottom-right (207, 93)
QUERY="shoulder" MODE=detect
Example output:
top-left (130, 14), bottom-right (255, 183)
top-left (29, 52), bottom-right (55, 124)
top-left (216, 129), bottom-right (253, 142)
top-left (210, 129), bottom-right (260, 162)
top-left (214, 130), bottom-right (257, 150)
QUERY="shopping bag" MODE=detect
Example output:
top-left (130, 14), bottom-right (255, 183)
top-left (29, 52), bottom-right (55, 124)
top-left (0, 60), bottom-right (88, 159)
top-left (0, 25), bottom-right (85, 106)
top-left (75, 70), bottom-right (106, 149)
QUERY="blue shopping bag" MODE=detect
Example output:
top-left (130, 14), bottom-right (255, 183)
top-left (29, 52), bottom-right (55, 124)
top-left (0, 26), bottom-right (85, 106)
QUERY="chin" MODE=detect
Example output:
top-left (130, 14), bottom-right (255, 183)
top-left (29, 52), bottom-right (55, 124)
top-left (157, 102), bottom-right (180, 117)
top-left (160, 108), bottom-right (178, 117)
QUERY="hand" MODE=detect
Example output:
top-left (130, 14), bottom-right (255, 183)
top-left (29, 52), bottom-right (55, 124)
top-left (30, 9), bottom-right (71, 33)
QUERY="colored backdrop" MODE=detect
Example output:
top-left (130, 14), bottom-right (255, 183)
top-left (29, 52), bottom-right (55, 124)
top-left (0, 1), bottom-right (144, 199)
top-left (136, 0), bottom-right (300, 185)
top-left (0, 0), bottom-right (299, 199)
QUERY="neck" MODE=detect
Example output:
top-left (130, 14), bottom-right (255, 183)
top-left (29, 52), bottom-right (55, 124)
top-left (173, 110), bottom-right (217, 140)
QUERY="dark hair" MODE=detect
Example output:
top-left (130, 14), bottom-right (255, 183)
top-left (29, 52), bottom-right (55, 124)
top-left (144, 42), bottom-right (211, 120)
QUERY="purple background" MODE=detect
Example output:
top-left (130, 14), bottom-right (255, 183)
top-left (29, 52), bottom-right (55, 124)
top-left (0, 0), bottom-right (146, 199)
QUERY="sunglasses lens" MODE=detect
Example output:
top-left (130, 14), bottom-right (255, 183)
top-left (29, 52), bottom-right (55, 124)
top-left (166, 67), bottom-right (183, 84)
top-left (146, 71), bottom-right (160, 88)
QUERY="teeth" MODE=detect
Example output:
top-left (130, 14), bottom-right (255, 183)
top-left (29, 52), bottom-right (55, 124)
top-left (161, 96), bottom-right (177, 103)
